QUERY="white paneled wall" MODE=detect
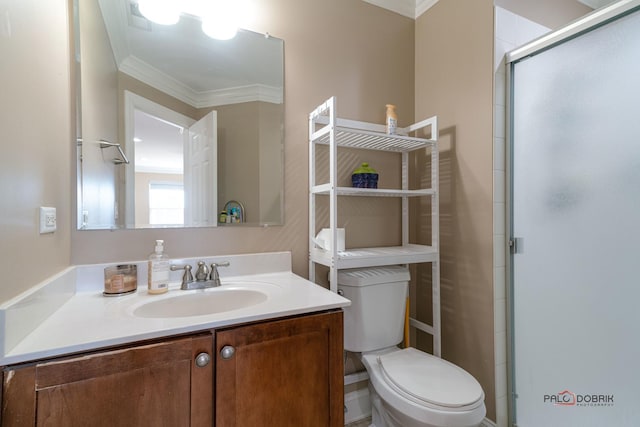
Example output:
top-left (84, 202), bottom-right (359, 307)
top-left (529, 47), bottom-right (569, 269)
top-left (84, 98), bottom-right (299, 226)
top-left (493, 7), bottom-right (549, 427)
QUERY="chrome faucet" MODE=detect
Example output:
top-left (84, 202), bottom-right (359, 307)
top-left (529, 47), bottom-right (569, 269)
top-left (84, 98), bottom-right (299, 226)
top-left (171, 261), bottom-right (230, 290)
top-left (194, 261), bottom-right (209, 281)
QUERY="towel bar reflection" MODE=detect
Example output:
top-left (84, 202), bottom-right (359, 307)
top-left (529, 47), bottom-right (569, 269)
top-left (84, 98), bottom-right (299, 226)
top-left (99, 139), bottom-right (130, 165)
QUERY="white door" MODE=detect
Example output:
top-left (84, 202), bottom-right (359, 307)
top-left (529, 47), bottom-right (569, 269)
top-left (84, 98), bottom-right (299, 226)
top-left (184, 111), bottom-right (218, 227)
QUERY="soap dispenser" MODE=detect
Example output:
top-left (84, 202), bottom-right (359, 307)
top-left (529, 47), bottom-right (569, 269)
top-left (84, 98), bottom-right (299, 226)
top-left (148, 240), bottom-right (170, 294)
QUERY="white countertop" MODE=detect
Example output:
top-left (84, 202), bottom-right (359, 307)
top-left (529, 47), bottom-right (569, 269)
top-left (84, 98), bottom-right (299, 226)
top-left (0, 252), bottom-right (350, 365)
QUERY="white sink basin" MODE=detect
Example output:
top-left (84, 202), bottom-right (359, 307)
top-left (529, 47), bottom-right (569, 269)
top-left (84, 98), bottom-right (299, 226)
top-left (132, 286), bottom-right (269, 318)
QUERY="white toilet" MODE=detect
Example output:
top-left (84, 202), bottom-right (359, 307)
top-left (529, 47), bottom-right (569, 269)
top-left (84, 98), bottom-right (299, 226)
top-left (338, 266), bottom-right (486, 427)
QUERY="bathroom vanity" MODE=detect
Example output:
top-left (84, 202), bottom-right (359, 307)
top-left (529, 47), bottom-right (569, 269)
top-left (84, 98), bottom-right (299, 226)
top-left (2, 310), bottom-right (343, 426)
top-left (0, 252), bottom-right (348, 426)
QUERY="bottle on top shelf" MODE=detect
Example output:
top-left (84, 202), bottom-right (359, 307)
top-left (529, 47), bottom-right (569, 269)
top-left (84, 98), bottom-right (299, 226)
top-left (386, 104), bottom-right (398, 135)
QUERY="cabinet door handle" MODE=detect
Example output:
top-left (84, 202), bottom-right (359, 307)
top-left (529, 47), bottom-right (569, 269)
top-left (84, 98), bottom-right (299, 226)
top-left (195, 352), bottom-right (211, 367)
top-left (220, 345), bottom-right (236, 360)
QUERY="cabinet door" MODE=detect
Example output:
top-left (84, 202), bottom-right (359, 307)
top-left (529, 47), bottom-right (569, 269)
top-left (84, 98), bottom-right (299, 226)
top-left (2, 334), bottom-right (213, 427)
top-left (215, 311), bottom-right (343, 427)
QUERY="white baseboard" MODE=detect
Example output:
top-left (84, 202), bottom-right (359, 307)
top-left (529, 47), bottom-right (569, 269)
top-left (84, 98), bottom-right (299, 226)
top-left (345, 388), bottom-right (371, 424)
top-left (481, 418), bottom-right (497, 427)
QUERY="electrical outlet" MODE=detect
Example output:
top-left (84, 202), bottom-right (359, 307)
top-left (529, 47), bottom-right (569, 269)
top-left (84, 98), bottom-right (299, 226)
top-left (40, 207), bottom-right (57, 234)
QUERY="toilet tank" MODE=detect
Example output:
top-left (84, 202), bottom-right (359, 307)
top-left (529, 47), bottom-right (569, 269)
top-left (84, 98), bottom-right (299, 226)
top-left (337, 266), bottom-right (410, 352)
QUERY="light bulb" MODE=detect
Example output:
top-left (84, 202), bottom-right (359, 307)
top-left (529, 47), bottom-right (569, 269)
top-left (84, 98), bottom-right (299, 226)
top-left (201, 17), bottom-right (238, 40)
top-left (200, 1), bottom-right (239, 40)
top-left (138, 0), bottom-right (181, 25)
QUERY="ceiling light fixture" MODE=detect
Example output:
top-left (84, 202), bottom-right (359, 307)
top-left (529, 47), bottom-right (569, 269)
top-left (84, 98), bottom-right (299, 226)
top-left (136, 0), bottom-right (241, 40)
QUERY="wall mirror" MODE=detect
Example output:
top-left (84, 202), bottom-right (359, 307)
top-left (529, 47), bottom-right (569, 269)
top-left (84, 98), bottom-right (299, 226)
top-left (76, 0), bottom-right (284, 229)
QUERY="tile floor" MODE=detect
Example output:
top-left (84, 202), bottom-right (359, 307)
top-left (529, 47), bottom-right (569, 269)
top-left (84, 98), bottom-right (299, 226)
top-left (346, 418), bottom-right (371, 427)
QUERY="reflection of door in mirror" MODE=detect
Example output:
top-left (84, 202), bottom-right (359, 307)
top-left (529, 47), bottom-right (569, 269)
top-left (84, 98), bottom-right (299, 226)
top-left (124, 91), bottom-right (208, 228)
top-left (185, 111), bottom-right (218, 227)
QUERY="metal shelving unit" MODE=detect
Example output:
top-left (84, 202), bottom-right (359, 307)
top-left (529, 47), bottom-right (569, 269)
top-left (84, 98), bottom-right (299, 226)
top-left (308, 96), bottom-right (442, 356)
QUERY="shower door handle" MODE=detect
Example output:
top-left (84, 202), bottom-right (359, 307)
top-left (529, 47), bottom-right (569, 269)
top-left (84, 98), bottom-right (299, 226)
top-left (509, 237), bottom-right (524, 254)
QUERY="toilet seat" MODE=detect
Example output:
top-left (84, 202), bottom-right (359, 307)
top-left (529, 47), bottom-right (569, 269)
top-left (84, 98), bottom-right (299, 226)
top-left (362, 348), bottom-right (486, 427)
top-left (377, 348), bottom-right (484, 410)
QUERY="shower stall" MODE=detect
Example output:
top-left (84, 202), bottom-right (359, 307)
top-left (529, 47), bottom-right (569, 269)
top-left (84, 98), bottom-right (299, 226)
top-left (507, 1), bottom-right (640, 426)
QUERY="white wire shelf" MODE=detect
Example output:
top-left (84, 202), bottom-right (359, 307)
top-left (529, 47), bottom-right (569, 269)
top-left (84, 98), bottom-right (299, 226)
top-left (311, 125), bottom-right (435, 153)
top-left (310, 185), bottom-right (436, 197)
top-left (310, 244), bottom-right (438, 270)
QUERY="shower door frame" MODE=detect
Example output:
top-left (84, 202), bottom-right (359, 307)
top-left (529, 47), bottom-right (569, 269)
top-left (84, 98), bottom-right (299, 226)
top-left (505, 1), bottom-right (640, 425)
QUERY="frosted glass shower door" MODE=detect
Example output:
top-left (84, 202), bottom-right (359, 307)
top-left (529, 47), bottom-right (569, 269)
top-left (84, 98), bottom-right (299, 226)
top-left (510, 7), bottom-right (640, 427)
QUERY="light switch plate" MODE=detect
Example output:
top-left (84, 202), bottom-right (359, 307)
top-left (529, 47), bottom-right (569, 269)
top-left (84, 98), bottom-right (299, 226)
top-left (40, 207), bottom-right (57, 234)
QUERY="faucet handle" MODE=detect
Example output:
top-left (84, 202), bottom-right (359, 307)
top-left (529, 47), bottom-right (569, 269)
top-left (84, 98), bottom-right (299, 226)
top-left (170, 264), bottom-right (193, 289)
top-left (195, 261), bottom-right (209, 281)
top-left (209, 261), bottom-right (230, 285)
top-left (210, 261), bottom-right (230, 269)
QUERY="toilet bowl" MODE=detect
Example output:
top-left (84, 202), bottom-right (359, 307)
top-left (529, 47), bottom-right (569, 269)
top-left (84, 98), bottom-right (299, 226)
top-left (362, 347), bottom-right (485, 427)
top-left (337, 266), bottom-right (486, 427)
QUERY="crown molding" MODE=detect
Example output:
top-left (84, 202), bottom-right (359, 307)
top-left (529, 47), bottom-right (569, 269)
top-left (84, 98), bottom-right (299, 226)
top-left (119, 55), bottom-right (201, 107)
top-left (415, 0), bottom-right (440, 18)
top-left (120, 56), bottom-right (282, 108)
top-left (198, 85), bottom-right (284, 108)
top-left (362, 0), bottom-right (439, 19)
top-left (577, 0), bottom-right (614, 8)
top-left (362, 0), bottom-right (416, 19)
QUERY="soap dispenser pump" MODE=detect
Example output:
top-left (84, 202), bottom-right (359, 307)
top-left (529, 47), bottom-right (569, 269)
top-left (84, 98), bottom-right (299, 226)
top-left (148, 239), bottom-right (170, 294)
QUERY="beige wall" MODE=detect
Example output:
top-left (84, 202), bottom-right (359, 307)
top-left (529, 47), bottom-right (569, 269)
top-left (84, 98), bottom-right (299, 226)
top-left (71, 0), bottom-right (415, 272)
top-left (0, 0), bottom-right (72, 302)
top-left (212, 102), bottom-right (260, 222)
top-left (415, 0), bottom-right (497, 421)
top-left (258, 102), bottom-right (284, 225)
top-left (212, 100), bottom-right (284, 225)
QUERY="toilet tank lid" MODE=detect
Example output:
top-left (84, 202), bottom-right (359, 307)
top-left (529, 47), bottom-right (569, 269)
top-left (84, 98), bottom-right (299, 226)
top-left (337, 266), bottom-right (410, 286)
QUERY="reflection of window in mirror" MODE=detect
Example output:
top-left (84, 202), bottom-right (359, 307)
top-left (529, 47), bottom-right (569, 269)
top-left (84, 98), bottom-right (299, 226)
top-left (149, 182), bottom-right (184, 226)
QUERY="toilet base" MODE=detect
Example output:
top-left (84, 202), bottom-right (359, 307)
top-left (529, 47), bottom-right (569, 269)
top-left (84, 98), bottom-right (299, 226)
top-left (369, 382), bottom-right (406, 427)
top-left (368, 381), bottom-right (483, 427)
top-left (361, 348), bottom-right (486, 427)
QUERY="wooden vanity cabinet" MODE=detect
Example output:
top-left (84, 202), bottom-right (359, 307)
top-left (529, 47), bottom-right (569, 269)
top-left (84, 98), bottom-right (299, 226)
top-left (1, 334), bottom-right (213, 427)
top-left (215, 310), bottom-right (344, 427)
top-left (1, 309), bottom-right (344, 427)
